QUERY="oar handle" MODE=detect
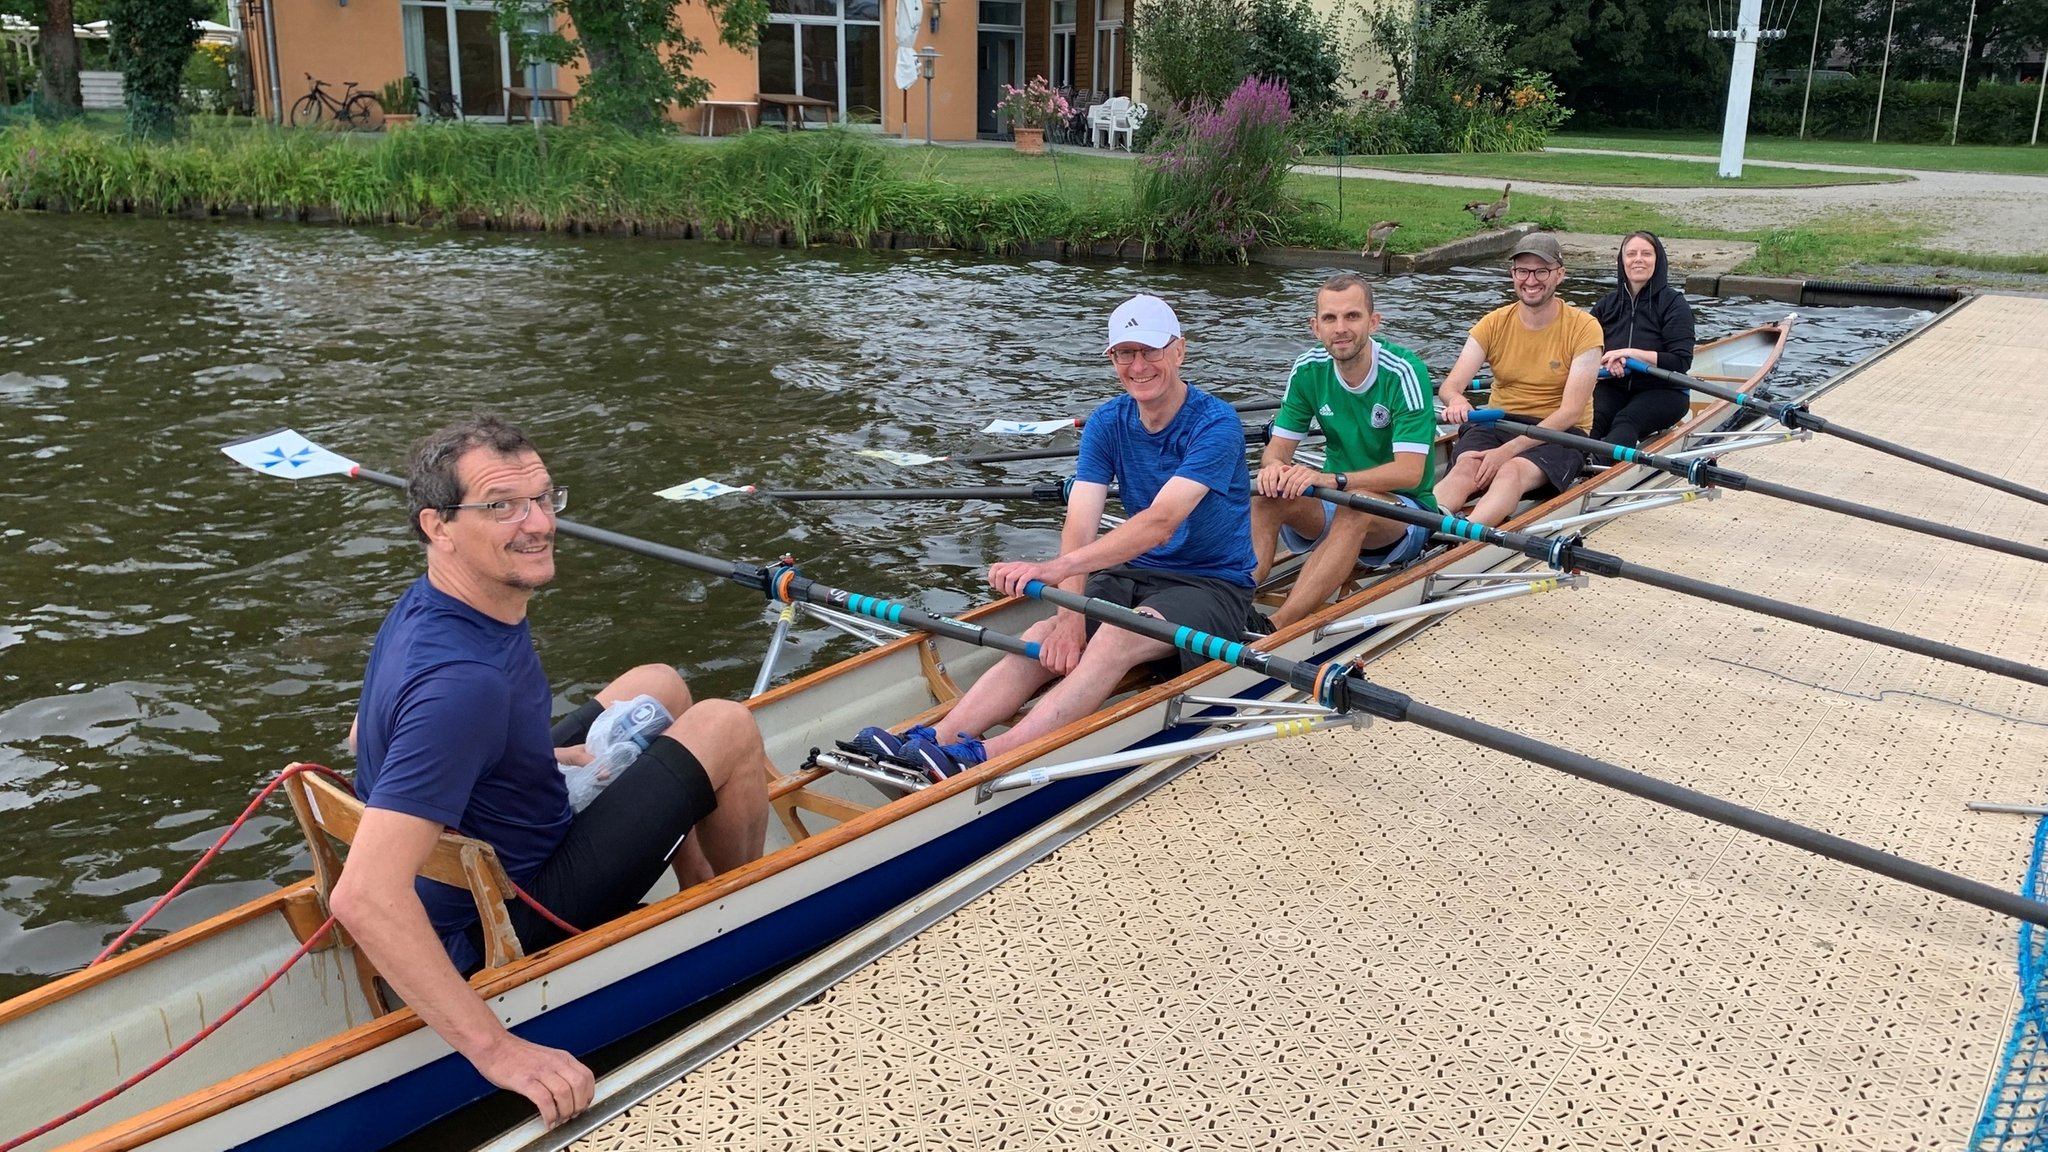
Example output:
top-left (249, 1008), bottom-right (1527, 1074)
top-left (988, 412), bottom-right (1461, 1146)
top-left (1008, 576), bottom-right (2048, 927)
top-left (347, 468), bottom-right (1042, 660)
top-left (759, 484), bottom-right (1070, 502)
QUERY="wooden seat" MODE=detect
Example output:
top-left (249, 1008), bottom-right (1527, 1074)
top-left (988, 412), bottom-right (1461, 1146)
top-left (284, 766), bottom-right (525, 1013)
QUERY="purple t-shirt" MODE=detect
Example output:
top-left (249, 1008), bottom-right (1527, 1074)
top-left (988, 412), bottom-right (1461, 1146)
top-left (1075, 384), bottom-right (1256, 586)
top-left (354, 575), bottom-right (569, 971)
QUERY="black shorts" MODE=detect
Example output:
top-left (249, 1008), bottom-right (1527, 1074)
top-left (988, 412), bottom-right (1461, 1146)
top-left (461, 701), bottom-right (717, 966)
top-left (1451, 423), bottom-right (1585, 499)
top-left (1083, 566), bottom-right (1255, 675)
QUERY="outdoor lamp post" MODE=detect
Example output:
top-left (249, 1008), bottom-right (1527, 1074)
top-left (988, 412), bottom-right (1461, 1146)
top-left (915, 46), bottom-right (940, 146)
top-left (927, 0), bottom-right (943, 32)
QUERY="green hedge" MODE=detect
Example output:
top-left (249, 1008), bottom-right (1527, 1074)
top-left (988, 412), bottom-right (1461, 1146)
top-left (1749, 79), bottom-right (2043, 144)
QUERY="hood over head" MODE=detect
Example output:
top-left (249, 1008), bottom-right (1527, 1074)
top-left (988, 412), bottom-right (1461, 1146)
top-left (1616, 231), bottom-right (1670, 295)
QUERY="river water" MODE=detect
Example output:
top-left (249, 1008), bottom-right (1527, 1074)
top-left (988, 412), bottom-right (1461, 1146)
top-left (0, 213), bottom-right (1928, 997)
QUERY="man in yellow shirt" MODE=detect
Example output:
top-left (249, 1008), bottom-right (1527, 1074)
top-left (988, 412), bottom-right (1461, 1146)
top-left (1434, 233), bottom-right (1604, 524)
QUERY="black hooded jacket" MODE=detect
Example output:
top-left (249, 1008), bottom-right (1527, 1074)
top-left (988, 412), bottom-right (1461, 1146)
top-left (1588, 234), bottom-right (1696, 392)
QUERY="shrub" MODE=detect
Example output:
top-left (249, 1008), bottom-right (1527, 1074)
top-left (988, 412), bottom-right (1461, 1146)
top-left (1241, 0), bottom-right (1345, 112)
top-left (182, 42), bottom-right (233, 115)
top-left (1135, 76), bottom-right (1300, 262)
top-left (1747, 78), bottom-right (2044, 144)
top-left (1129, 0), bottom-right (1246, 107)
top-left (105, 0), bottom-right (212, 137)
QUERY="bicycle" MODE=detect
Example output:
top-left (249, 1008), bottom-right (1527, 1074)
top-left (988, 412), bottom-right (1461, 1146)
top-left (289, 73), bottom-right (384, 131)
top-left (408, 73), bottom-right (463, 122)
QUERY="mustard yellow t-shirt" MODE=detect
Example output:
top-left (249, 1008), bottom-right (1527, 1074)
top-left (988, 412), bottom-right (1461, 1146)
top-left (1470, 302), bottom-right (1603, 428)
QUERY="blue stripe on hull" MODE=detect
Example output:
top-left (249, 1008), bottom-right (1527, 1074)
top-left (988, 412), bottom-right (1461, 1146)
top-left (233, 769), bottom-right (1130, 1152)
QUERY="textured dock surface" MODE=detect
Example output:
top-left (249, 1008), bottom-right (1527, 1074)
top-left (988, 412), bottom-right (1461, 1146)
top-left (580, 295), bottom-right (2048, 1150)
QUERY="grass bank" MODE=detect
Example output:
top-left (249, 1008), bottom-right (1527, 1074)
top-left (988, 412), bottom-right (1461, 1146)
top-left (1299, 150), bottom-right (1907, 187)
top-left (1550, 130), bottom-right (2048, 176)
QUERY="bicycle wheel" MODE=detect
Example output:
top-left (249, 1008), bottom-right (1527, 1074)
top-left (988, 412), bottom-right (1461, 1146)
top-left (341, 93), bottom-right (385, 132)
top-left (288, 93), bottom-right (325, 128)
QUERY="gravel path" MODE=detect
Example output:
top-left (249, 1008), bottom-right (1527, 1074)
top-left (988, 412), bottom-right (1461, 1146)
top-left (1300, 147), bottom-right (2048, 257)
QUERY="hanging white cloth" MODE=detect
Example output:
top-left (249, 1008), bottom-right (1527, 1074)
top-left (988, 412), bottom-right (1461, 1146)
top-left (894, 0), bottom-right (923, 91)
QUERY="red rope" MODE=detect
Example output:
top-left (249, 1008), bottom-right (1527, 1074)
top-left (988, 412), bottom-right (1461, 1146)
top-left (1, 918), bottom-right (337, 1152)
top-left (15, 761), bottom-right (589, 1150)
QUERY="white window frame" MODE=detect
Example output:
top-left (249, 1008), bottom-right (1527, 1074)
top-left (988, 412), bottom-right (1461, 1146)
top-left (401, 0), bottom-right (552, 122)
top-left (1092, 0), bottom-right (1122, 98)
top-left (763, 0), bottom-right (882, 122)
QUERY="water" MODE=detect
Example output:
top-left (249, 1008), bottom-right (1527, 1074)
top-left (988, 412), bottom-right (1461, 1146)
top-left (0, 213), bottom-right (1928, 998)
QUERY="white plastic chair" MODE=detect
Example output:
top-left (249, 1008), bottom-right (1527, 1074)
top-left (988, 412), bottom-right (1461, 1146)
top-left (1089, 96), bottom-right (1130, 149)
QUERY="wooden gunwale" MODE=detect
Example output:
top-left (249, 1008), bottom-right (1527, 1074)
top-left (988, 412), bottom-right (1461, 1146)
top-left (46, 323), bottom-right (1788, 1152)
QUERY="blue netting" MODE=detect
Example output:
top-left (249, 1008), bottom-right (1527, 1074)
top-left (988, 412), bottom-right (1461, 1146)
top-left (1973, 816), bottom-right (2048, 1150)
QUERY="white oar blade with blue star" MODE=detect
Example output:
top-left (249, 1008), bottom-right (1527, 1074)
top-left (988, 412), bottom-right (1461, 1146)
top-left (981, 418), bottom-right (1076, 435)
top-left (856, 448), bottom-right (947, 466)
top-left (221, 428), bottom-right (360, 479)
top-left (654, 478), bottom-right (757, 501)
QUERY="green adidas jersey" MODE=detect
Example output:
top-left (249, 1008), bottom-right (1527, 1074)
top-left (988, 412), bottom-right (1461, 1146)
top-left (1272, 338), bottom-right (1438, 509)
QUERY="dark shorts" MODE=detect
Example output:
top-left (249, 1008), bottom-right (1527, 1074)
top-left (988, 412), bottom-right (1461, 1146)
top-left (461, 700), bottom-right (717, 967)
top-left (1451, 423), bottom-right (1585, 499)
top-left (1083, 566), bottom-right (1255, 675)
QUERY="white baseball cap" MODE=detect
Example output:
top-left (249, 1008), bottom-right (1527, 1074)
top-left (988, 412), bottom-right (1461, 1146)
top-left (1105, 294), bottom-right (1182, 352)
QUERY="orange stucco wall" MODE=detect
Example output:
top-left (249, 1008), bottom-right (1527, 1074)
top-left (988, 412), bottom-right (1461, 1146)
top-left (254, 0), bottom-right (408, 122)
top-left (260, 0), bottom-right (986, 140)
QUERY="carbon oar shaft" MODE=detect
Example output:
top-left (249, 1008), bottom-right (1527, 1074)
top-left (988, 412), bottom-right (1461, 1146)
top-left (955, 416), bottom-right (1282, 467)
top-left (1299, 484), bottom-right (2048, 689)
top-left (1626, 358), bottom-right (2048, 508)
top-left (761, 484), bottom-right (1074, 502)
top-left (1475, 413), bottom-right (2048, 565)
top-left (347, 467), bottom-right (1040, 660)
top-left (1014, 579), bottom-right (2048, 928)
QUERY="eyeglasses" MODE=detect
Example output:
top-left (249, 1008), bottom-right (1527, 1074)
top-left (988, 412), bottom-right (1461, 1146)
top-left (1107, 338), bottom-right (1178, 366)
top-left (440, 486), bottom-right (568, 524)
top-left (1510, 265), bottom-right (1559, 280)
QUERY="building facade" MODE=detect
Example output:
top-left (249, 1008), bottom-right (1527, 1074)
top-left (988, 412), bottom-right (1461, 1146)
top-left (236, 0), bottom-right (1132, 143)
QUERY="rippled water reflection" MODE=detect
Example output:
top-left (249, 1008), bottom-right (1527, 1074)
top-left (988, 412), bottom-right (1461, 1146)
top-left (0, 213), bottom-right (1928, 996)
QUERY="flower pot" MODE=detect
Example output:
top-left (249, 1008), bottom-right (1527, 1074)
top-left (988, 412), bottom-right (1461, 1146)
top-left (382, 113), bottom-right (417, 132)
top-left (1013, 127), bottom-right (1046, 155)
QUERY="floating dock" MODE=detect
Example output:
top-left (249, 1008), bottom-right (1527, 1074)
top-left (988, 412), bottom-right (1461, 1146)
top-left (573, 295), bottom-right (2048, 1150)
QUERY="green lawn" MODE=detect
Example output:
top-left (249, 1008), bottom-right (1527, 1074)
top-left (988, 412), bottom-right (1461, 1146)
top-left (1298, 149), bottom-right (1907, 188)
top-left (1550, 129), bottom-right (2048, 176)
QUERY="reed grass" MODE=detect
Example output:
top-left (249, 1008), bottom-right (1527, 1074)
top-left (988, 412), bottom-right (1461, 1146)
top-left (0, 122), bottom-right (1105, 251)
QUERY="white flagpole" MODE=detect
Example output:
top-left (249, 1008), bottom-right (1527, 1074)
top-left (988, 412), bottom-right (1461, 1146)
top-left (2034, 55), bottom-right (2045, 146)
top-left (1950, 0), bottom-right (1976, 146)
top-left (1799, 0), bottom-right (1824, 139)
top-left (1872, 0), bottom-right (1896, 143)
top-left (1716, 0), bottom-right (1764, 178)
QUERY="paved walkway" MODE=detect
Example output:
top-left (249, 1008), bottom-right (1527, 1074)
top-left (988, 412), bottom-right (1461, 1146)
top-left (570, 295), bottom-right (2048, 1150)
top-left (1300, 147), bottom-right (2048, 258)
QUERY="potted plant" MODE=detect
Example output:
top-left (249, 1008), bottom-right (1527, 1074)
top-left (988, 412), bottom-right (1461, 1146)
top-left (379, 75), bottom-right (421, 128)
top-left (994, 77), bottom-right (1071, 155)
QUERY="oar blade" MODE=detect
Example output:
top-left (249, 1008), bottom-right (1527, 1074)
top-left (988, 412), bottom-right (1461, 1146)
top-left (982, 419), bottom-right (1075, 436)
top-left (856, 448), bottom-right (947, 467)
top-left (220, 428), bottom-right (360, 479)
top-left (654, 478), bottom-right (756, 502)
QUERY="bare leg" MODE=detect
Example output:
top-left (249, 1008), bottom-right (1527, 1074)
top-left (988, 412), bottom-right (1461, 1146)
top-left (658, 698), bottom-right (769, 879)
top-left (1466, 458), bottom-right (1546, 526)
top-left (925, 614), bottom-right (1064, 743)
top-left (598, 663), bottom-right (693, 719)
top-left (1433, 453), bottom-right (1481, 514)
top-left (979, 612), bottom-right (1173, 759)
top-left (1251, 494), bottom-right (1330, 583)
top-left (1271, 503), bottom-right (1404, 629)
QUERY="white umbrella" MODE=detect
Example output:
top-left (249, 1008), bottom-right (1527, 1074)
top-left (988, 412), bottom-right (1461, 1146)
top-left (894, 0), bottom-right (923, 91)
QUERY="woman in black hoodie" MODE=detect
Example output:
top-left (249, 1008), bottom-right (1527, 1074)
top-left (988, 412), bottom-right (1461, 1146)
top-left (1587, 231), bottom-right (1696, 447)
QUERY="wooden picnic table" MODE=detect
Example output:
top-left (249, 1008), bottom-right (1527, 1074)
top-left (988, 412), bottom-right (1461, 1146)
top-left (755, 92), bottom-right (834, 130)
top-left (508, 86), bottom-right (574, 126)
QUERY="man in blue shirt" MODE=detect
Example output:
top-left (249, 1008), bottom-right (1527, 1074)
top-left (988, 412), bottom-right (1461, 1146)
top-left (852, 295), bottom-right (1257, 778)
top-left (336, 415), bottom-right (768, 1128)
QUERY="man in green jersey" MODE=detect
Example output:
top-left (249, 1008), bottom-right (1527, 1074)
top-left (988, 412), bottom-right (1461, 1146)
top-left (1250, 274), bottom-right (1438, 630)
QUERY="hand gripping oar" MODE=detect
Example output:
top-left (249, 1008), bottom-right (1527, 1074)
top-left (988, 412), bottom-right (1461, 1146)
top-left (1299, 485), bottom-right (2048, 689)
top-left (1625, 357), bottom-right (2048, 508)
top-left (1013, 577), bottom-right (2048, 927)
top-left (1467, 409), bottom-right (2048, 565)
top-left (219, 429), bottom-right (1042, 661)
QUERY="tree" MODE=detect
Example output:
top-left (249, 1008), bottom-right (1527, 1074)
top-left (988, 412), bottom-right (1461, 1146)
top-left (104, 0), bottom-right (207, 136)
top-left (33, 0), bottom-right (82, 114)
top-left (1363, 0), bottom-right (1511, 106)
top-left (1241, 0), bottom-right (1344, 110)
top-left (1481, 0), bottom-right (1723, 129)
top-left (1128, 0), bottom-right (1246, 106)
top-left (493, 0), bottom-right (767, 133)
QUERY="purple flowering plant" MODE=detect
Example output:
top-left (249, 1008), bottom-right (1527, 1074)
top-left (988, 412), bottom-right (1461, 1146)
top-left (1136, 75), bottom-right (1299, 262)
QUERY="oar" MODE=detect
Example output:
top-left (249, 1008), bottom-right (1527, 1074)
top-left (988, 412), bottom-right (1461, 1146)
top-left (1012, 577), bottom-right (2048, 928)
top-left (219, 429), bottom-right (1043, 661)
top-left (1467, 410), bottom-right (2048, 565)
top-left (1626, 357), bottom-right (2048, 508)
top-left (861, 419), bottom-right (1293, 471)
top-left (982, 396), bottom-right (1283, 435)
top-left (758, 483), bottom-right (1112, 503)
top-left (1299, 485), bottom-right (2048, 689)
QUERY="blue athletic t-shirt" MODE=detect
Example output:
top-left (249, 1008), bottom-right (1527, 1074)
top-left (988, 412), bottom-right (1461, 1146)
top-left (1075, 384), bottom-right (1256, 586)
top-left (354, 575), bottom-right (569, 972)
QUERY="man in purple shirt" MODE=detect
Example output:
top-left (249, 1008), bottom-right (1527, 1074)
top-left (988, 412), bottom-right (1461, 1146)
top-left (339, 415), bottom-right (767, 1128)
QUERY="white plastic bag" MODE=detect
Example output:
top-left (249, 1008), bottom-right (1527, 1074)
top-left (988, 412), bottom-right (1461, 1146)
top-left (559, 694), bottom-right (672, 812)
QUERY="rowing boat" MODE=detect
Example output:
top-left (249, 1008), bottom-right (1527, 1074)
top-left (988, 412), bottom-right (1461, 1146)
top-left (0, 321), bottom-right (1792, 1152)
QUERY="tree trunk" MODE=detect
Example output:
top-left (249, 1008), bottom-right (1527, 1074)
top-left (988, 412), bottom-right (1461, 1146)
top-left (37, 0), bottom-right (83, 112)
